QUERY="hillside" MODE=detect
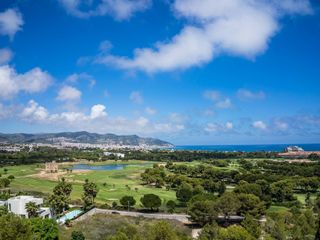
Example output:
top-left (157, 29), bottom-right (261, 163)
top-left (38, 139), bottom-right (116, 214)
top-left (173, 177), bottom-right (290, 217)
top-left (0, 131), bottom-right (173, 148)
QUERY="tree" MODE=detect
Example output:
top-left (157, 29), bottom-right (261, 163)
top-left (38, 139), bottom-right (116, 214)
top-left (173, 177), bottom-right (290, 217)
top-left (217, 181), bottom-right (226, 196)
top-left (30, 218), bottom-right (59, 240)
top-left (146, 221), bottom-right (178, 240)
top-left (215, 192), bottom-right (241, 222)
top-left (120, 196), bottom-right (136, 210)
top-left (107, 232), bottom-right (128, 240)
top-left (176, 182), bottom-right (193, 203)
top-left (241, 214), bottom-right (261, 238)
top-left (166, 200), bottom-right (176, 213)
top-left (0, 213), bottom-right (32, 240)
top-left (71, 231), bottom-right (85, 240)
top-left (199, 223), bottom-right (255, 240)
top-left (271, 180), bottom-right (294, 202)
top-left (140, 194), bottom-right (162, 211)
top-left (198, 222), bottom-right (219, 240)
top-left (0, 178), bottom-right (10, 188)
top-left (0, 206), bottom-right (8, 216)
top-left (188, 200), bottom-right (217, 226)
top-left (25, 201), bottom-right (39, 218)
top-left (218, 225), bottom-right (255, 240)
top-left (49, 178), bottom-right (72, 215)
top-left (237, 193), bottom-right (266, 217)
top-left (82, 179), bottom-right (98, 209)
top-left (7, 175), bottom-right (15, 180)
top-left (315, 216), bottom-right (320, 240)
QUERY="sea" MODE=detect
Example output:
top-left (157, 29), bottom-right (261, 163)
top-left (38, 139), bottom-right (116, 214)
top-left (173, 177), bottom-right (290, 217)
top-left (171, 143), bottom-right (320, 152)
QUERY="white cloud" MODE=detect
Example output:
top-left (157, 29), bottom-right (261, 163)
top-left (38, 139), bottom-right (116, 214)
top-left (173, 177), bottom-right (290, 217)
top-left (57, 86), bottom-right (82, 101)
top-left (129, 91), bottom-right (143, 104)
top-left (0, 65), bottom-right (53, 99)
top-left (203, 90), bottom-right (221, 101)
top-left (0, 9), bottom-right (24, 39)
top-left (205, 122), bottom-right (234, 133)
top-left (65, 72), bottom-right (96, 88)
top-left (274, 121), bottom-right (288, 131)
top-left (90, 104), bottom-right (107, 119)
top-left (205, 123), bottom-right (219, 133)
top-left (99, 0), bottom-right (312, 72)
top-left (97, 26), bottom-right (214, 72)
top-left (237, 88), bottom-right (266, 100)
top-left (226, 122), bottom-right (233, 130)
top-left (0, 48), bottom-right (13, 65)
top-left (0, 103), bottom-right (12, 119)
top-left (252, 120), bottom-right (267, 130)
top-left (19, 68), bottom-right (53, 93)
top-left (59, 0), bottom-right (151, 20)
top-left (20, 100), bottom-right (184, 135)
top-left (203, 109), bottom-right (214, 117)
top-left (136, 116), bottom-right (149, 127)
top-left (21, 100), bottom-right (49, 121)
top-left (145, 107), bottom-right (156, 115)
top-left (215, 98), bottom-right (232, 109)
top-left (99, 40), bottom-right (113, 52)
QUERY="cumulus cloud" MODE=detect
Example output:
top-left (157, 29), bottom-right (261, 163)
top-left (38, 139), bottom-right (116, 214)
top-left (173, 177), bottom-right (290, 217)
top-left (57, 86), bottom-right (82, 102)
top-left (129, 91), bottom-right (143, 104)
top-left (99, 40), bottom-right (113, 52)
top-left (90, 104), bottom-right (107, 119)
top-left (226, 122), bottom-right (233, 130)
top-left (215, 98), bottom-right (232, 109)
top-left (21, 100), bottom-right (49, 121)
top-left (0, 65), bottom-right (53, 99)
top-left (66, 72), bottom-right (96, 88)
top-left (237, 88), bottom-right (266, 100)
top-left (0, 9), bottom-right (24, 39)
top-left (145, 107), bottom-right (156, 115)
top-left (0, 48), bottom-right (13, 65)
top-left (0, 103), bottom-right (12, 119)
top-left (205, 122), bottom-right (233, 133)
top-left (20, 100), bottom-right (184, 135)
top-left (59, 0), bottom-right (151, 20)
top-left (204, 90), bottom-right (221, 101)
top-left (252, 120), bottom-right (267, 130)
top-left (274, 121), bottom-right (289, 131)
top-left (98, 0), bottom-right (312, 72)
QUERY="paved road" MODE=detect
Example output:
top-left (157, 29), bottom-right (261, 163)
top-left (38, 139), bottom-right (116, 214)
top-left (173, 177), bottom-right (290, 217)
top-left (76, 208), bottom-right (191, 224)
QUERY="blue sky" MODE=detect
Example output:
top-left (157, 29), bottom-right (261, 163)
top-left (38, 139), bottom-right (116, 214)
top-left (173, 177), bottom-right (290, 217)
top-left (0, 0), bottom-right (319, 145)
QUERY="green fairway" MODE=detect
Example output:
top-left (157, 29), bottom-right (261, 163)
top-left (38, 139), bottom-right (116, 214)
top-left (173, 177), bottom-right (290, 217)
top-left (6, 161), bottom-right (177, 206)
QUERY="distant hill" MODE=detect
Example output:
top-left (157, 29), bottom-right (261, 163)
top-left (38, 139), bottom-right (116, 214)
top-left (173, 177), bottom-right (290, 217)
top-left (0, 131), bottom-right (174, 148)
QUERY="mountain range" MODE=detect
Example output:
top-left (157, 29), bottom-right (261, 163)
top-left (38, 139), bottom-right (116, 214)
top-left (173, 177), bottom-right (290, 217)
top-left (0, 131), bottom-right (174, 148)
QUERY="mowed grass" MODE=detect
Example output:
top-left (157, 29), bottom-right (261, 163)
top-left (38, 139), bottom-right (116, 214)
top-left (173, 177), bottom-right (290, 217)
top-left (6, 161), bottom-right (177, 206)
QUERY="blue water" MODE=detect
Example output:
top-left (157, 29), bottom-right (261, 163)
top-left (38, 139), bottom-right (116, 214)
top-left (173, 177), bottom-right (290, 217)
top-left (72, 163), bottom-right (151, 171)
top-left (57, 209), bottom-right (82, 224)
top-left (173, 143), bottom-right (320, 152)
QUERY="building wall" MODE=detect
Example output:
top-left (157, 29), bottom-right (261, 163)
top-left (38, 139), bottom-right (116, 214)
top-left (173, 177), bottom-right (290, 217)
top-left (7, 196), bottom-right (43, 218)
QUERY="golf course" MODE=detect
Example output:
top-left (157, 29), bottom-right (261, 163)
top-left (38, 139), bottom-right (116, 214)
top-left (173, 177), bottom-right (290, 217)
top-left (4, 160), bottom-right (177, 206)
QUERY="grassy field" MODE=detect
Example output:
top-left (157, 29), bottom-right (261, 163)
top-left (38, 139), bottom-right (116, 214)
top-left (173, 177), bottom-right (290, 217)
top-left (3, 161), bottom-right (177, 206)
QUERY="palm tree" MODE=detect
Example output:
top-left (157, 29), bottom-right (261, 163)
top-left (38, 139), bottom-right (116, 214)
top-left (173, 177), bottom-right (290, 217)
top-left (25, 201), bottom-right (39, 218)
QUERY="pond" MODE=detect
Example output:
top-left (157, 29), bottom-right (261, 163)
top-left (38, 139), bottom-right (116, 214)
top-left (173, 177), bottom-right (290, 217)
top-left (72, 163), bottom-right (149, 171)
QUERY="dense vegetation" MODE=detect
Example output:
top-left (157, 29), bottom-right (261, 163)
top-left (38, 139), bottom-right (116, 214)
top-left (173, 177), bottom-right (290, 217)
top-left (0, 147), bottom-right (285, 166)
top-left (0, 148), bottom-right (320, 239)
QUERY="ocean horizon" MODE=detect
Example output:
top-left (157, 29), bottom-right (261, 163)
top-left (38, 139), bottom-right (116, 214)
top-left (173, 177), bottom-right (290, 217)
top-left (172, 143), bottom-right (320, 152)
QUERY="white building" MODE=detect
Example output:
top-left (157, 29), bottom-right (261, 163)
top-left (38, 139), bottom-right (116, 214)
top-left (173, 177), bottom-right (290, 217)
top-left (103, 152), bottom-right (125, 158)
top-left (6, 196), bottom-right (52, 219)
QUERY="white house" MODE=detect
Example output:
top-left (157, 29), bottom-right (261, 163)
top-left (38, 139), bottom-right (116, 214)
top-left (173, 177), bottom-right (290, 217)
top-left (104, 152), bottom-right (125, 158)
top-left (6, 196), bottom-right (52, 219)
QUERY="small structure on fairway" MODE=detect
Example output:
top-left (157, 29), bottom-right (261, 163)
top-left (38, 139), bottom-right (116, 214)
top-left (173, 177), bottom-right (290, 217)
top-left (45, 161), bottom-right (59, 173)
